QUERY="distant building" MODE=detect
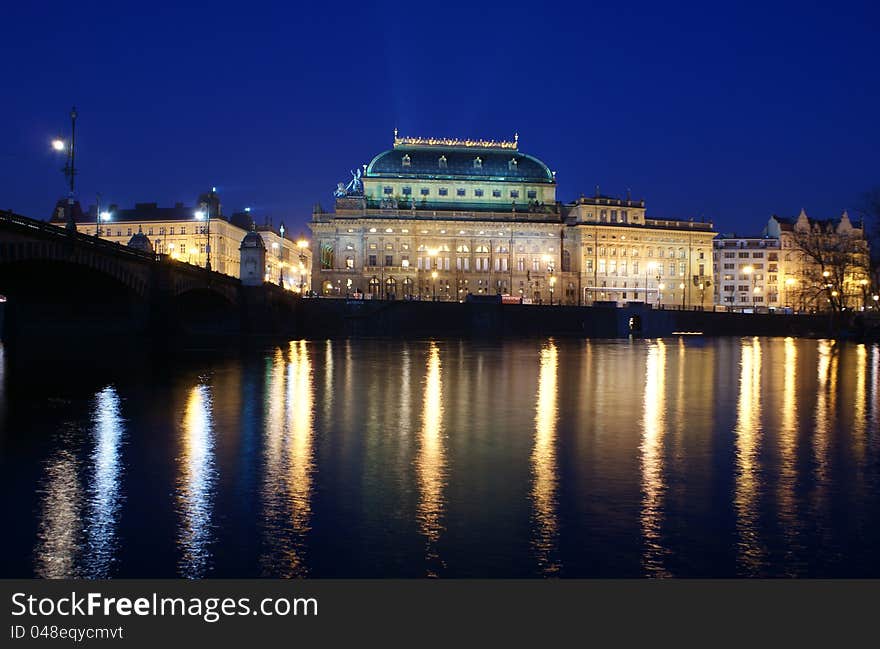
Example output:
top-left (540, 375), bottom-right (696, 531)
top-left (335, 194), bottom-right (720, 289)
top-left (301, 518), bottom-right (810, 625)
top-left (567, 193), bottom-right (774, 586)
top-left (713, 210), bottom-right (871, 312)
top-left (52, 190), bottom-right (312, 291)
top-left (310, 133), bottom-right (715, 305)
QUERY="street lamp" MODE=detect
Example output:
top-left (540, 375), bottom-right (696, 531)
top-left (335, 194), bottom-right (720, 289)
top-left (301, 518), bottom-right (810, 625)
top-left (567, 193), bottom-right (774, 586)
top-left (428, 248), bottom-right (438, 300)
top-left (297, 238), bottom-right (309, 293)
top-left (785, 277), bottom-right (796, 309)
top-left (874, 294), bottom-right (879, 309)
top-left (549, 275), bottom-right (556, 305)
top-left (51, 107), bottom-right (79, 231)
top-left (96, 210), bottom-right (111, 239)
top-left (679, 282), bottom-right (685, 308)
top-left (657, 282), bottom-right (665, 307)
top-left (742, 265), bottom-right (755, 312)
top-left (431, 270), bottom-right (438, 301)
top-left (194, 206), bottom-right (211, 271)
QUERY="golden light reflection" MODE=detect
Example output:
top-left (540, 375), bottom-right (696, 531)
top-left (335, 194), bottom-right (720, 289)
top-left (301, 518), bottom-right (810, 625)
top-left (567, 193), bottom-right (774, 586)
top-left (853, 345), bottom-right (867, 463)
top-left (531, 340), bottom-right (560, 575)
top-left (35, 447), bottom-right (82, 578)
top-left (734, 337), bottom-right (765, 575)
top-left (84, 387), bottom-right (124, 578)
top-left (416, 342), bottom-right (445, 576)
top-left (177, 383), bottom-right (216, 578)
top-left (640, 339), bottom-right (669, 577)
top-left (813, 341), bottom-right (837, 494)
top-left (777, 337), bottom-right (800, 561)
top-left (261, 342), bottom-right (315, 577)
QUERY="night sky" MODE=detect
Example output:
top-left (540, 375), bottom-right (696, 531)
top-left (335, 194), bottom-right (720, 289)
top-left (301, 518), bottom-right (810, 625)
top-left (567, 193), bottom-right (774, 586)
top-left (2, 1), bottom-right (878, 237)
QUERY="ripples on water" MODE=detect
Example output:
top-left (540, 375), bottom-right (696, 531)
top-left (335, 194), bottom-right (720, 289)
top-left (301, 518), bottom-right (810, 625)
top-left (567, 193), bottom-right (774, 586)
top-left (2, 337), bottom-right (879, 578)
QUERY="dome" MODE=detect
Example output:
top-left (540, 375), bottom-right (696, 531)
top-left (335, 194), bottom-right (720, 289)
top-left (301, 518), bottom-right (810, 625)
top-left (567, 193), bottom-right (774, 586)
top-left (365, 141), bottom-right (554, 184)
top-left (127, 226), bottom-right (153, 252)
top-left (239, 229), bottom-right (266, 250)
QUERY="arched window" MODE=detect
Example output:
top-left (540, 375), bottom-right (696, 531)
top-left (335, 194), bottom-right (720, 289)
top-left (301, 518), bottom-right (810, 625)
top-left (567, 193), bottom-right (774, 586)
top-left (368, 276), bottom-right (380, 297)
top-left (456, 244), bottom-right (470, 253)
top-left (402, 154), bottom-right (411, 167)
top-left (562, 250), bottom-right (572, 272)
top-left (438, 155), bottom-right (447, 169)
top-left (473, 157), bottom-right (482, 169)
top-left (475, 245), bottom-right (490, 253)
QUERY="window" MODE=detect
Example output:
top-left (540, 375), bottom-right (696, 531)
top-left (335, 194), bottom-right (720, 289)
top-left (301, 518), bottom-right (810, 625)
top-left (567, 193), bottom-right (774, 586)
top-left (385, 243), bottom-right (394, 250)
top-left (456, 188), bottom-right (466, 197)
top-left (508, 158), bottom-right (518, 170)
top-left (598, 259), bottom-right (606, 273)
top-left (492, 189), bottom-right (501, 198)
top-left (385, 255), bottom-right (393, 267)
top-left (345, 256), bottom-right (354, 269)
top-left (475, 189), bottom-right (484, 197)
top-left (632, 261), bottom-right (639, 274)
top-left (402, 187), bottom-right (412, 196)
top-left (420, 188), bottom-right (430, 196)
top-left (752, 252), bottom-right (764, 258)
top-left (369, 243), bottom-right (377, 250)
top-left (533, 259), bottom-right (541, 271)
top-left (438, 155), bottom-right (447, 169)
top-left (510, 190), bottom-right (519, 199)
top-left (368, 254), bottom-right (377, 267)
top-left (474, 157), bottom-right (482, 169)
top-left (402, 154), bottom-right (411, 167)
top-left (383, 186), bottom-right (393, 195)
top-left (739, 252), bottom-right (750, 258)
top-left (527, 190), bottom-right (537, 200)
top-left (439, 188), bottom-right (448, 196)
top-left (127, 228), bottom-right (132, 236)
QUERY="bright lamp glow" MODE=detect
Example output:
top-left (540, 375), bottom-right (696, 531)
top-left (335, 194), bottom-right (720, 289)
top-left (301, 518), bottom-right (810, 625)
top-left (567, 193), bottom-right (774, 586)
top-left (99, 211), bottom-right (111, 222)
top-left (194, 210), bottom-right (206, 220)
top-left (51, 139), bottom-right (65, 151)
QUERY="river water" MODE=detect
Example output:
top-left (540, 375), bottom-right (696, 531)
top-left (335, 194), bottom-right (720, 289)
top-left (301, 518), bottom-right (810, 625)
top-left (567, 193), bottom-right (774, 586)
top-left (1, 336), bottom-right (878, 578)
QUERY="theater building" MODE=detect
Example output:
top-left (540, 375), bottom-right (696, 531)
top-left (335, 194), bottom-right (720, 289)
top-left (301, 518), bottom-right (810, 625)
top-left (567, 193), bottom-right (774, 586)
top-left (310, 134), bottom-right (715, 306)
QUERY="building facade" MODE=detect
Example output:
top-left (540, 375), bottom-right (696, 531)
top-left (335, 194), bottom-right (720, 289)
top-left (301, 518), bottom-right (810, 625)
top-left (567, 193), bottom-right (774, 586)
top-left (310, 134), bottom-right (716, 306)
top-left (713, 210), bottom-right (871, 312)
top-left (54, 190), bottom-right (312, 291)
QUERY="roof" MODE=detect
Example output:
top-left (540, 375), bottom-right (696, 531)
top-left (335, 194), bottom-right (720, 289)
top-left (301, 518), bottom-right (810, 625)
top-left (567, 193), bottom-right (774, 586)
top-left (365, 142), bottom-right (555, 184)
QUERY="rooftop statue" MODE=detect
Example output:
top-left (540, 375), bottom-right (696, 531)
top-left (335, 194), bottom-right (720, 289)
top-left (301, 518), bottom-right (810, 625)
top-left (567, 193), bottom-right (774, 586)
top-left (334, 168), bottom-right (363, 197)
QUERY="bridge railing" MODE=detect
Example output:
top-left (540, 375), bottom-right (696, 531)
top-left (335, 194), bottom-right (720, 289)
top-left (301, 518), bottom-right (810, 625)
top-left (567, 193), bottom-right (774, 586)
top-left (0, 210), bottom-right (160, 262)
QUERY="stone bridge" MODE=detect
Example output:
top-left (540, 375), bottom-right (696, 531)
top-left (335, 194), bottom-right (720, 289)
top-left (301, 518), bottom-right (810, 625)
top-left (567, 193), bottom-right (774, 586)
top-left (0, 210), bottom-right (300, 345)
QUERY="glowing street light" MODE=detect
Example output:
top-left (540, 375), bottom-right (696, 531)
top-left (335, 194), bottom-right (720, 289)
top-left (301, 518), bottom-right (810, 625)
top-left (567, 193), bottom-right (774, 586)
top-left (297, 238), bottom-right (309, 293)
top-left (679, 282), bottom-right (685, 308)
top-left (194, 206), bottom-right (211, 271)
top-left (51, 139), bottom-right (66, 152)
top-left (549, 275), bottom-right (556, 305)
top-left (431, 270), bottom-right (438, 301)
top-left (657, 282), bottom-right (665, 307)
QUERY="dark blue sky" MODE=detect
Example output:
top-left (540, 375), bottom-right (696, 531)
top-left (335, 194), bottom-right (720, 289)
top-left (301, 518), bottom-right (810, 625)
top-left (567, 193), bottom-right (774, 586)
top-left (2, 0), bottom-right (878, 237)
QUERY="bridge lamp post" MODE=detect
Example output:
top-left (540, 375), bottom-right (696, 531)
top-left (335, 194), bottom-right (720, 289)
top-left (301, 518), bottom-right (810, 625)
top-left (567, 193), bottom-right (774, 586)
top-left (297, 238), bottom-right (309, 294)
top-left (194, 206), bottom-right (211, 271)
top-left (679, 282), bottom-right (685, 308)
top-left (428, 248), bottom-right (438, 301)
top-left (874, 294), bottom-right (879, 310)
top-left (431, 270), bottom-right (438, 301)
top-left (549, 275), bottom-right (556, 305)
top-left (657, 282), bottom-right (665, 308)
top-left (98, 211), bottom-right (111, 239)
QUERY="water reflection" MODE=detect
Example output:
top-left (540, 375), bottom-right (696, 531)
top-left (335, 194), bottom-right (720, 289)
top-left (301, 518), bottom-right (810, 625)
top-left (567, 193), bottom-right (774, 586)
top-left (531, 340), bottom-right (560, 575)
top-left (777, 338), bottom-right (800, 566)
top-left (35, 447), bottom-right (82, 578)
top-left (83, 387), bottom-right (124, 578)
top-left (416, 342), bottom-right (445, 576)
top-left (176, 383), bottom-right (216, 578)
top-left (641, 340), bottom-right (669, 577)
top-left (261, 342), bottom-right (315, 577)
top-left (734, 337), bottom-right (765, 575)
top-left (813, 341), bottom-right (837, 509)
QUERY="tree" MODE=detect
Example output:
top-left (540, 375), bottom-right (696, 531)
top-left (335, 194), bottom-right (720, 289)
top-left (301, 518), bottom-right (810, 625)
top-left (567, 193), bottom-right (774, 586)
top-left (789, 218), bottom-right (870, 312)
